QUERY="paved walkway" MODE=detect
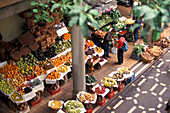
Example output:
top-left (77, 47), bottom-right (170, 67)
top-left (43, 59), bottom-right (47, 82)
top-left (97, 48), bottom-right (170, 113)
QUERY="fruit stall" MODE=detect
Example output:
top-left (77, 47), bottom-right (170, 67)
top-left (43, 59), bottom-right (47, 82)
top-left (45, 66), bottom-right (135, 113)
top-left (0, 5), bottom-right (110, 111)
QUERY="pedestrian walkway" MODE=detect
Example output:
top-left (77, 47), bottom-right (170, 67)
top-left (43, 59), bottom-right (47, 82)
top-left (97, 49), bottom-right (170, 113)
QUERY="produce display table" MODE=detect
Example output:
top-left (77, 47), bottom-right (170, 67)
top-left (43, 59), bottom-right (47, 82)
top-left (106, 90), bottom-right (115, 99)
top-left (47, 86), bottom-right (61, 95)
top-left (93, 30), bottom-right (107, 39)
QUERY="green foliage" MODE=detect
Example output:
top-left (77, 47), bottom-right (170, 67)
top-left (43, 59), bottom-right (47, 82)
top-left (133, 44), bottom-right (145, 55)
top-left (31, 0), bottom-right (55, 23)
top-left (51, 0), bottom-right (100, 37)
top-left (133, 0), bottom-right (170, 39)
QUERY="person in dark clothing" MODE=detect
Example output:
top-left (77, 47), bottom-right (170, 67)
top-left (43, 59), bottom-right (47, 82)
top-left (103, 32), bottom-right (112, 59)
top-left (103, 29), bottom-right (116, 59)
top-left (133, 16), bottom-right (142, 44)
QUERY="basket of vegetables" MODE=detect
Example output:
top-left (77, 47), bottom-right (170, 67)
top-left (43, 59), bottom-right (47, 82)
top-left (161, 37), bottom-right (169, 48)
top-left (141, 52), bottom-right (154, 63)
top-left (148, 46), bottom-right (163, 59)
top-left (131, 44), bottom-right (145, 60)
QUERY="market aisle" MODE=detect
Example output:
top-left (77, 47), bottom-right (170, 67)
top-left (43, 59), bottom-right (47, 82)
top-left (98, 49), bottom-right (170, 113)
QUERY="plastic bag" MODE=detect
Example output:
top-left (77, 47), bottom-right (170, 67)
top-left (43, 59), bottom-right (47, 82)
top-left (111, 46), bottom-right (117, 54)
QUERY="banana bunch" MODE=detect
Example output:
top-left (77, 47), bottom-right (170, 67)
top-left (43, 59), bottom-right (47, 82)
top-left (102, 77), bottom-right (116, 87)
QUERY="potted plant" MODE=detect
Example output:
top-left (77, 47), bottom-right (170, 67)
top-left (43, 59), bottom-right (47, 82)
top-left (31, 0), bottom-right (55, 27)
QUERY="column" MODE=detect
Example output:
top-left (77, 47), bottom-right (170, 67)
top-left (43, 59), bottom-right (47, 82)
top-left (71, 25), bottom-right (86, 98)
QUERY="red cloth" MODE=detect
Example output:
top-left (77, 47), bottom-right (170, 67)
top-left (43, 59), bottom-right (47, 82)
top-left (117, 37), bottom-right (125, 49)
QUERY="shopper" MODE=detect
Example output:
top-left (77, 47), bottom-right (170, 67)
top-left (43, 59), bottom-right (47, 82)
top-left (103, 31), bottom-right (112, 59)
top-left (113, 35), bottom-right (126, 64)
top-left (133, 16), bottom-right (142, 45)
top-left (103, 29), bottom-right (116, 59)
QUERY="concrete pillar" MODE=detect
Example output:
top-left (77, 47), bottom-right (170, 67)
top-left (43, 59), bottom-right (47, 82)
top-left (71, 25), bottom-right (86, 99)
top-left (147, 28), bottom-right (153, 48)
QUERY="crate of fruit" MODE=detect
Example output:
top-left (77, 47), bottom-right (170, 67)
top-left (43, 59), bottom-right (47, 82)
top-left (92, 84), bottom-right (110, 97)
top-left (77, 91), bottom-right (97, 104)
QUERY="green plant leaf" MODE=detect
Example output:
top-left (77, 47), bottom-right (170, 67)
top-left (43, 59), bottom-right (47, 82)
top-left (51, 0), bottom-right (56, 4)
top-left (89, 9), bottom-right (100, 16)
top-left (140, 25), bottom-right (150, 37)
top-left (39, 3), bottom-right (44, 7)
top-left (79, 13), bottom-right (87, 26)
top-left (157, 6), bottom-right (169, 15)
top-left (144, 9), bottom-right (159, 21)
top-left (87, 14), bottom-right (94, 22)
top-left (84, 4), bottom-right (92, 12)
top-left (35, 15), bottom-right (41, 19)
top-left (79, 0), bottom-right (83, 2)
top-left (28, 12), bottom-right (33, 16)
top-left (34, 19), bottom-right (38, 23)
top-left (161, 0), bottom-right (170, 5)
top-left (51, 3), bottom-right (61, 12)
top-left (45, 4), bottom-right (49, 8)
top-left (161, 15), bottom-right (169, 26)
top-left (33, 9), bottom-right (39, 13)
top-left (68, 9), bottom-right (81, 16)
top-left (73, 0), bottom-right (79, 5)
top-left (81, 23), bottom-right (89, 37)
top-left (130, 23), bottom-right (141, 32)
top-left (133, 5), bottom-right (150, 18)
top-left (69, 16), bottom-right (79, 27)
top-left (91, 19), bottom-right (99, 29)
top-left (31, 1), bottom-right (38, 6)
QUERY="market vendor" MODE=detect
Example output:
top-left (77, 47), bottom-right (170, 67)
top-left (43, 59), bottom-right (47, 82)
top-left (103, 29), bottom-right (116, 59)
top-left (113, 35), bottom-right (126, 65)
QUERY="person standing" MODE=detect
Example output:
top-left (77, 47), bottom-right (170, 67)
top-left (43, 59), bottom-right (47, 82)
top-left (103, 31), bottom-right (112, 59)
top-left (113, 35), bottom-right (126, 64)
top-left (133, 0), bottom-right (142, 45)
top-left (103, 29), bottom-right (116, 59)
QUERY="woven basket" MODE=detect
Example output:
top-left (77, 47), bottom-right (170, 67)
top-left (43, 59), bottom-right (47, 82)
top-left (10, 48), bottom-right (22, 61)
top-left (18, 31), bottom-right (35, 46)
top-left (20, 46), bottom-right (31, 56)
top-left (19, 10), bottom-right (32, 19)
top-left (162, 42), bottom-right (169, 48)
top-left (154, 41), bottom-right (160, 46)
top-left (141, 53), bottom-right (153, 63)
top-left (29, 41), bottom-right (40, 51)
top-left (152, 53), bottom-right (160, 59)
top-left (41, 46), bottom-right (47, 52)
top-left (26, 18), bottom-right (36, 27)
top-left (46, 37), bottom-right (51, 43)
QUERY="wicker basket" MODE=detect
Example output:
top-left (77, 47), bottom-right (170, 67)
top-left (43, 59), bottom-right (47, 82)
top-left (20, 46), bottom-right (31, 56)
top-left (41, 46), bottom-right (47, 52)
top-left (154, 41), bottom-right (160, 46)
top-left (162, 42), bottom-right (169, 48)
top-left (141, 53), bottom-right (153, 63)
top-left (10, 48), bottom-right (22, 61)
top-left (18, 31), bottom-right (35, 46)
top-left (29, 41), bottom-right (40, 51)
top-left (19, 10), bottom-right (32, 19)
top-left (26, 18), bottom-right (36, 27)
top-left (152, 53), bottom-right (160, 59)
